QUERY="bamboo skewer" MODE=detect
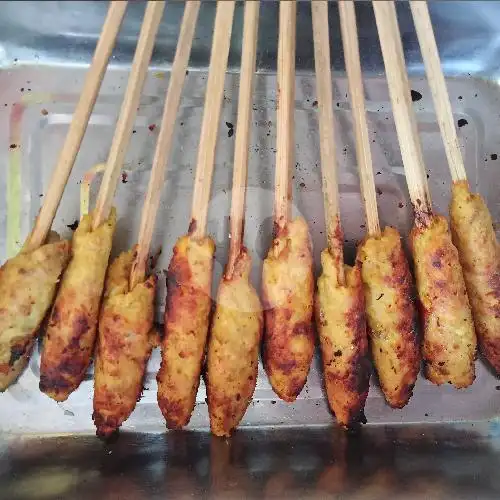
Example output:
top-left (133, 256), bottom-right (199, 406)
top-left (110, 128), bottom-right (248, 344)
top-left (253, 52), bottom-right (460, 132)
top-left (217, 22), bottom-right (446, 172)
top-left (92, 0), bottom-right (165, 231)
top-left (189, 3), bottom-right (235, 239)
top-left (372, 1), bottom-right (432, 223)
top-left (373, 0), bottom-right (477, 389)
top-left (157, 0), bottom-right (235, 431)
top-left (24, 1), bottom-right (128, 252)
top-left (273, 0), bottom-right (296, 230)
top-left (206, 1), bottom-right (262, 437)
top-left (411, 1), bottom-right (500, 375)
top-left (409, 1), bottom-right (467, 183)
top-left (339, 0), bottom-right (420, 409)
top-left (338, 1), bottom-right (380, 238)
top-left (311, 0), bottom-right (344, 284)
top-left (130, 1), bottom-right (201, 290)
top-left (226, 1), bottom-right (260, 279)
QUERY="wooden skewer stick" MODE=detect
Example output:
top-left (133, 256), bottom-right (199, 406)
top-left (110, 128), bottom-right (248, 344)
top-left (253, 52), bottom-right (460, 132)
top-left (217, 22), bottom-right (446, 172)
top-left (130, 1), bottom-right (201, 289)
top-left (274, 0), bottom-right (296, 230)
top-left (410, 1), bottom-right (468, 183)
top-left (373, 1), bottom-right (433, 219)
top-left (226, 1), bottom-right (260, 279)
top-left (92, 0), bottom-right (165, 231)
top-left (311, 1), bottom-right (345, 283)
top-left (339, 0), bottom-right (381, 238)
top-left (189, 1), bottom-right (236, 239)
top-left (24, 1), bottom-right (128, 252)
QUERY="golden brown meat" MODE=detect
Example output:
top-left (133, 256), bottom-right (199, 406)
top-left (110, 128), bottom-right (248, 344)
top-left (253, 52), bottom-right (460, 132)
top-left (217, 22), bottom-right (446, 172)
top-left (357, 227), bottom-right (420, 408)
top-left (450, 180), bottom-right (500, 373)
top-left (315, 250), bottom-right (370, 427)
top-left (93, 248), bottom-right (156, 437)
top-left (410, 215), bottom-right (476, 387)
top-left (39, 209), bottom-right (117, 401)
top-left (206, 248), bottom-right (263, 437)
top-left (157, 233), bottom-right (215, 429)
top-left (262, 217), bottom-right (315, 402)
top-left (0, 240), bottom-right (70, 390)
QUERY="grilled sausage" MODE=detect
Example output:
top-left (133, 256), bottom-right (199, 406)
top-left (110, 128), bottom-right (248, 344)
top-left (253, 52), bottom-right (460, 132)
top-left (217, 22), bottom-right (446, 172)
top-left (93, 248), bottom-right (156, 437)
top-left (0, 240), bottom-right (70, 390)
top-left (206, 248), bottom-right (263, 437)
top-left (157, 233), bottom-right (215, 429)
top-left (450, 180), bottom-right (500, 373)
top-left (357, 226), bottom-right (420, 408)
top-left (262, 217), bottom-right (315, 402)
top-left (39, 209), bottom-right (116, 401)
top-left (315, 250), bottom-right (370, 427)
top-left (410, 214), bottom-right (476, 387)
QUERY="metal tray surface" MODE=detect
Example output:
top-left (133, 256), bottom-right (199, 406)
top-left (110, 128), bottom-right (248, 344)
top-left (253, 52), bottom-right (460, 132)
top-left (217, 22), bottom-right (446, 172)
top-left (0, 0), bottom-right (500, 438)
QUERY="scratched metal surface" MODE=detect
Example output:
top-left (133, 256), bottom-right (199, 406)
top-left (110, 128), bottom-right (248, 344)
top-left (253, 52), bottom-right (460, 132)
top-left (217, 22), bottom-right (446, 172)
top-left (1, 1), bottom-right (500, 497)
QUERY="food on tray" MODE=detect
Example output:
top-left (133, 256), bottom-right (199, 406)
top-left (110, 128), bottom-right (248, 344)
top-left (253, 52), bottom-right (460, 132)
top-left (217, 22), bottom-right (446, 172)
top-left (316, 250), bottom-right (370, 426)
top-left (157, 234), bottom-right (215, 428)
top-left (0, 240), bottom-right (70, 390)
top-left (357, 227), bottom-right (420, 408)
top-left (93, 248), bottom-right (156, 437)
top-left (410, 215), bottom-right (476, 387)
top-left (262, 218), bottom-right (315, 402)
top-left (450, 180), bottom-right (500, 373)
top-left (39, 209), bottom-right (116, 401)
top-left (206, 249), bottom-right (263, 437)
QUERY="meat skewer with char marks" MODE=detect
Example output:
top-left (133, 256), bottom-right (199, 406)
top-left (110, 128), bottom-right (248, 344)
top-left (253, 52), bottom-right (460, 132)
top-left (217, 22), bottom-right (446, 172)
top-left (39, 0), bottom-right (165, 401)
top-left (261, 1), bottom-right (315, 402)
top-left (410, 1), bottom-right (500, 373)
top-left (205, 1), bottom-right (262, 437)
top-left (373, 0), bottom-right (476, 388)
top-left (0, 1), bottom-right (128, 391)
top-left (311, 1), bottom-right (370, 427)
top-left (93, 1), bottom-right (200, 438)
top-left (339, 0), bottom-right (420, 409)
top-left (156, 1), bottom-right (235, 430)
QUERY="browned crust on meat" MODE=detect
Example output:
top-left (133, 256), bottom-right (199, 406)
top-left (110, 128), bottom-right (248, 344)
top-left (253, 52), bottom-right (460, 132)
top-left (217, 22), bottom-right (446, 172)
top-left (39, 209), bottom-right (116, 401)
top-left (450, 181), bottom-right (500, 373)
top-left (93, 248), bottom-right (156, 437)
top-left (410, 215), bottom-right (476, 388)
top-left (315, 250), bottom-right (370, 427)
top-left (157, 234), bottom-right (215, 429)
top-left (357, 227), bottom-right (420, 408)
top-left (262, 217), bottom-right (315, 402)
top-left (206, 248), bottom-right (263, 437)
top-left (0, 240), bottom-right (70, 390)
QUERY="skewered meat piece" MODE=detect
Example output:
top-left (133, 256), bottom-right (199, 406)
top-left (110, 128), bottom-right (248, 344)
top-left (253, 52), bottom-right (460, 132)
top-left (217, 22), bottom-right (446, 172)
top-left (262, 217), bottom-right (315, 402)
top-left (39, 208), bottom-right (117, 400)
top-left (315, 250), bottom-right (370, 427)
top-left (357, 226), bottom-right (420, 408)
top-left (0, 240), bottom-right (70, 390)
top-left (410, 215), bottom-right (476, 387)
top-left (93, 247), bottom-right (156, 437)
top-left (157, 233), bottom-right (215, 429)
top-left (206, 249), bottom-right (263, 437)
top-left (450, 181), bottom-right (500, 373)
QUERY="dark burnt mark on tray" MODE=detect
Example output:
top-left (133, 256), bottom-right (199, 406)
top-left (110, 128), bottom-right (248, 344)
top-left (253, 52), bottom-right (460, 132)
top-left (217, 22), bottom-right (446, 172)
top-left (457, 118), bottom-right (468, 128)
top-left (67, 220), bottom-right (79, 231)
top-left (411, 89), bottom-right (422, 102)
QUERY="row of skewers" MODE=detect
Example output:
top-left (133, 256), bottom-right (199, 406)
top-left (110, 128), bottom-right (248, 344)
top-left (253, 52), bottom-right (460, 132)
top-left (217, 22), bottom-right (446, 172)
top-left (0, 0), bottom-right (498, 438)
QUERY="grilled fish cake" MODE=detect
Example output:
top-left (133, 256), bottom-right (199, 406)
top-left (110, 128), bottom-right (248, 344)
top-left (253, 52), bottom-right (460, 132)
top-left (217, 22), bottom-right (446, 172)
top-left (357, 227), bottom-right (420, 408)
top-left (450, 180), bottom-right (500, 373)
top-left (315, 251), bottom-right (370, 427)
top-left (410, 215), bottom-right (476, 388)
top-left (157, 233), bottom-right (215, 429)
top-left (0, 240), bottom-right (70, 390)
top-left (206, 249), bottom-right (263, 437)
top-left (262, 217), bottom-right (315, 402)
top-left (93, 248), bottom-right (156, 437)
top-left (39, 209), bottom-right (117, 401)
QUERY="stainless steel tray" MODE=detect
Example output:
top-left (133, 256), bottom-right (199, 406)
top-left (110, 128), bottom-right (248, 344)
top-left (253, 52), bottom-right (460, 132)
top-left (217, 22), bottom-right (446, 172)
top-left (1, 1), bottom-right (500, 498)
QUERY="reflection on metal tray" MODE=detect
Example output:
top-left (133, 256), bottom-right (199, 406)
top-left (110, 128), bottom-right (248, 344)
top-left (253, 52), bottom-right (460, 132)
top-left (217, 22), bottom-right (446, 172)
top-left (1, 0), bottom-right (500, 498)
